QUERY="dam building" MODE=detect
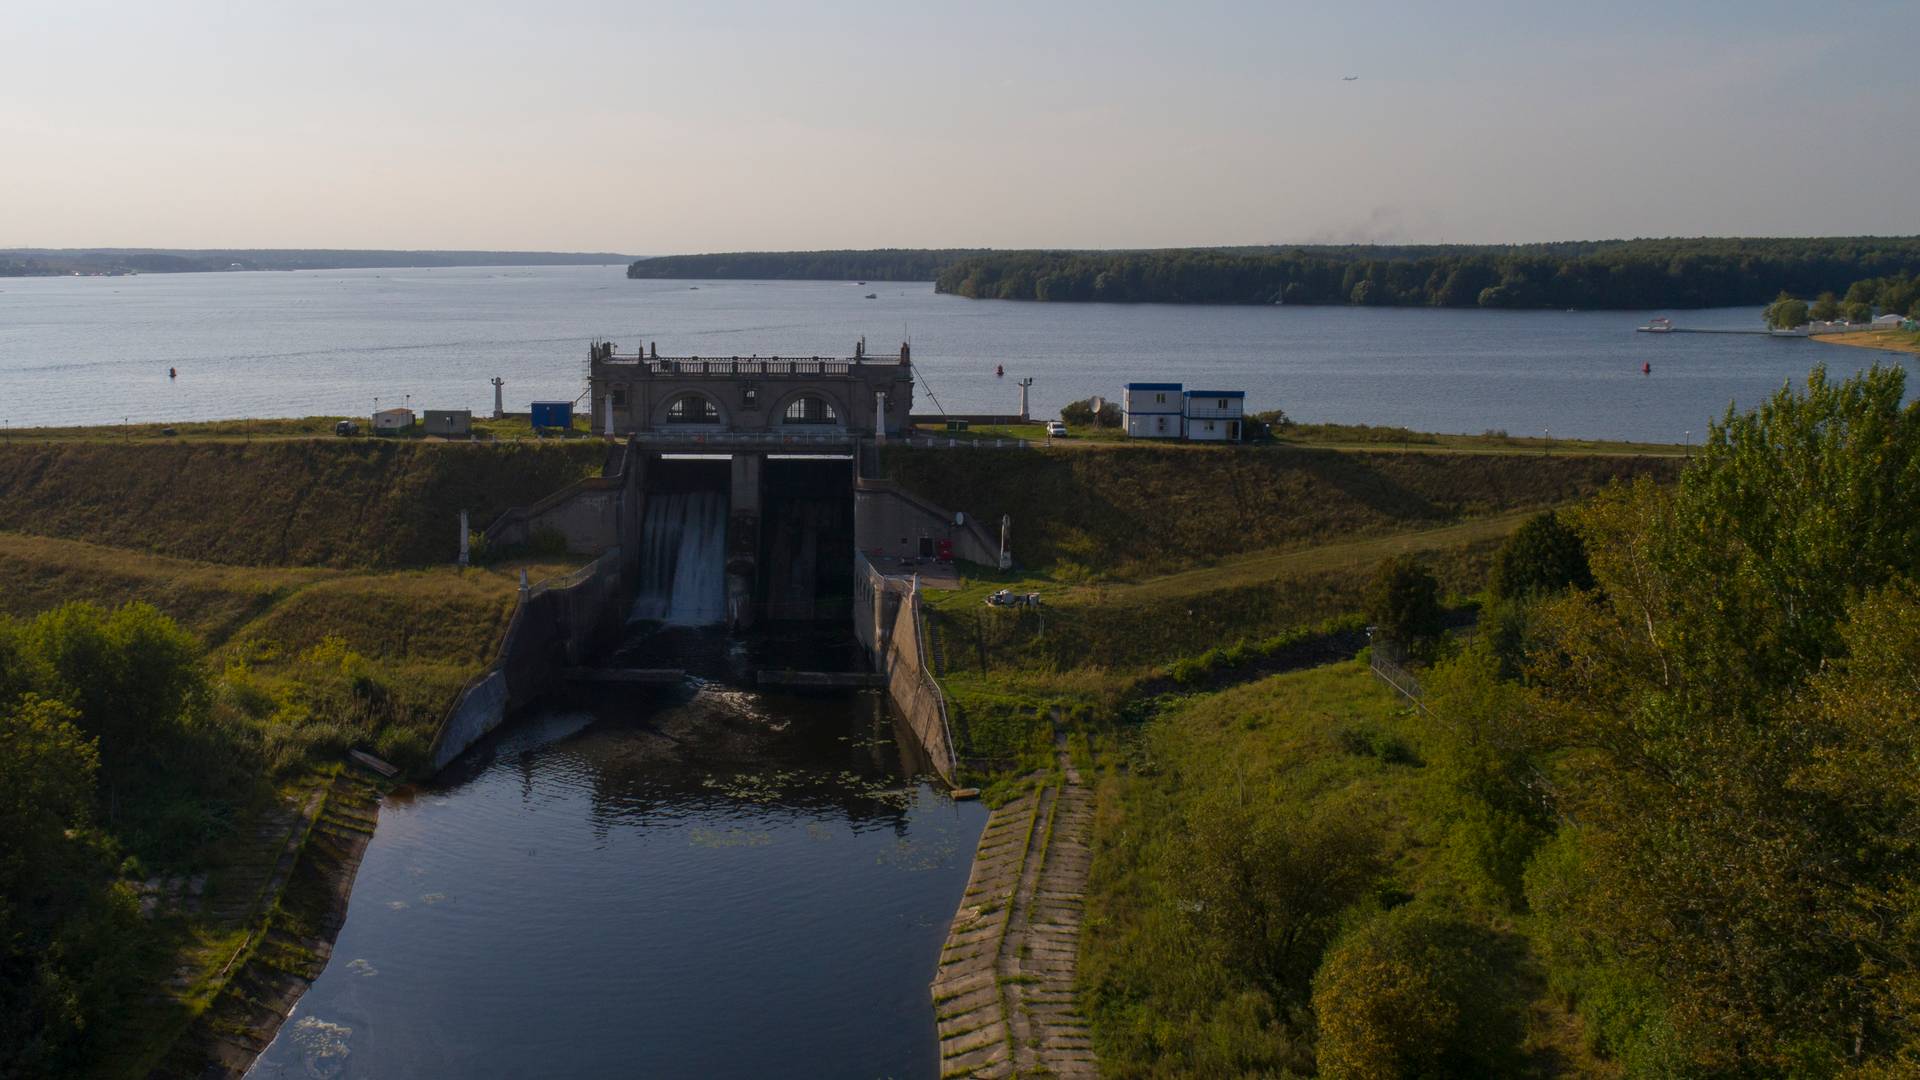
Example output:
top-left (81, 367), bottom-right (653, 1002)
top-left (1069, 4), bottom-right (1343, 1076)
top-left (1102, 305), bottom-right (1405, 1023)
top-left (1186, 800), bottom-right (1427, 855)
top-left (587, 339), bottom-right (914, 441)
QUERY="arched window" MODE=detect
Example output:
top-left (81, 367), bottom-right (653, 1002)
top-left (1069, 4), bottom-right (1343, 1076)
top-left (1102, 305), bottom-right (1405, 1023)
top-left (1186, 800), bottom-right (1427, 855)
top-left (782, 395), bottom-right (839, 425)
top-left (666, 394), bottom-right (720, 423)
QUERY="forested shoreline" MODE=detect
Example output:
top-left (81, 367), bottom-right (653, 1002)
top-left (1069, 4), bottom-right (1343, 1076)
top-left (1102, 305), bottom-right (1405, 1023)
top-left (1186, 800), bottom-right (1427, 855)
top-left (625, 238), bottom-right (1920, 311)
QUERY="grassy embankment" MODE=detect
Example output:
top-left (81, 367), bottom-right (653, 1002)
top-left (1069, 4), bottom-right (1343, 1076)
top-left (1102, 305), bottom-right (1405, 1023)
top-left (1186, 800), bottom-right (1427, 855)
top-left (4, 411), bottom-right (600, 443)
top-left (1815, 327), bottom-right (1920, 357)
top-left (914, 420), bottom-right (1686, 458)
top-left (878, 443), bottom-right (1675, 772)
top-left (0, 436), bottom-right (603, 1077)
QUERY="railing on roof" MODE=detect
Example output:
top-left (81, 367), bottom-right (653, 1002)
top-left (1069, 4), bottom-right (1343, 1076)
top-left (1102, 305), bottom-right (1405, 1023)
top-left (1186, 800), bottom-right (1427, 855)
top-left (631, 430), bottom-right (856, 447)
top-left (599, 354), bottom-right (902, 376)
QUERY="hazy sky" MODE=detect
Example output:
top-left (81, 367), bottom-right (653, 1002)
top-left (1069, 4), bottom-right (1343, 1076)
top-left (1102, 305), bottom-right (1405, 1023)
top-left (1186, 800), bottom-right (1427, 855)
top-left (4, 0), bottom-right (1916, 252)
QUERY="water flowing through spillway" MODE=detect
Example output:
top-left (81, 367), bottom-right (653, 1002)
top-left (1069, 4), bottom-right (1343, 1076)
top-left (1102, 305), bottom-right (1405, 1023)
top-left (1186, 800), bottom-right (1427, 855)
top-left (630, 491), bottom-right (728, 626)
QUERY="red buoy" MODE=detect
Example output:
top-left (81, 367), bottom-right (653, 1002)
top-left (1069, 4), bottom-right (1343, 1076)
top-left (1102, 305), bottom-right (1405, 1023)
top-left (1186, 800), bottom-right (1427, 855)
top-left (1642, 362), bottom-right (1651, 375)
top-left (995, 364), bottom-right (1004, 377)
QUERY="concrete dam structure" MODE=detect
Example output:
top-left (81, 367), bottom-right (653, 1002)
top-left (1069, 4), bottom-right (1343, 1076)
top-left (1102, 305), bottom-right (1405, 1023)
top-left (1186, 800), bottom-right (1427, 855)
top-left (438, 342), bottom-right (989, 783)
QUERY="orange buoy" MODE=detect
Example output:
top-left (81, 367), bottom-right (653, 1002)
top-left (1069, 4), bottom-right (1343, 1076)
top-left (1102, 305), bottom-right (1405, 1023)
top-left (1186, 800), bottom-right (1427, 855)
top-left (1642, 362), bottom-right (1650, 375)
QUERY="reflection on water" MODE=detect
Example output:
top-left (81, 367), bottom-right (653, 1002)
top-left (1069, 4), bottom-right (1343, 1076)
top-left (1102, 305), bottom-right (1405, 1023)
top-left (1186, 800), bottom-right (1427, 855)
top-left (248, 627), bottom-right (983, 1080)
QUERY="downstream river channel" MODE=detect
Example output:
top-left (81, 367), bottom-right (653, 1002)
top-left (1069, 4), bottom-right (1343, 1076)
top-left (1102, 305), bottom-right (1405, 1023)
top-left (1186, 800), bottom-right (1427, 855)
top-left (247, 630), bottom-right (983, 1080)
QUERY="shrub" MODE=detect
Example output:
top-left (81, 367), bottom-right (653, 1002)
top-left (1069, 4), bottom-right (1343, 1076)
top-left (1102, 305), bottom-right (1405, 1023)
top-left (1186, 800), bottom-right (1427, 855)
top-left (1366, 556), bottom-right (1443, 660)
top-left (1312, 907), bottom-right (1522, 1078)
top-left (1487, 509), bottom-right (1593, 602)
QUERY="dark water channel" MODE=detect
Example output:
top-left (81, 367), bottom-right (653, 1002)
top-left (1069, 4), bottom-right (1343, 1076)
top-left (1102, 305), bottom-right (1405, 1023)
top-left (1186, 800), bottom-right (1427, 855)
top-left (248, 626), bottom-right (984, 1079)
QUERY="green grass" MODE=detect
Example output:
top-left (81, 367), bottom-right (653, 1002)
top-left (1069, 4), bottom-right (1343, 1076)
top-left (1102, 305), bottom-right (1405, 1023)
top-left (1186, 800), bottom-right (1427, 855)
top-left (0, 438), bottom-right (604, 568)
top-left (0, 529), bottom-right (574, 774)
top-left (1081, 661), bottom-right (1606, 1076)
top-left (2, 412), bottom-right (601, 442)
top-left (883, 443), bottom-right (1674, 581)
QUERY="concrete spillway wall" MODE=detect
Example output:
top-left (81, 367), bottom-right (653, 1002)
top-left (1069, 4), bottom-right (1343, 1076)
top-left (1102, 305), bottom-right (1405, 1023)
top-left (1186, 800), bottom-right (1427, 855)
top-left (854, 553), bottom-right (959, 785)
top-left (427, 440), bottom-right (646, 773)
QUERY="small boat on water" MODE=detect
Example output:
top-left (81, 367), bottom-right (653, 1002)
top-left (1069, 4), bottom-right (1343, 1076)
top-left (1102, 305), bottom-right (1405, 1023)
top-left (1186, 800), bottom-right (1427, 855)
top-left (864, 293), bottom-right (877, 299)
top-left (1637, 316), bottom-right (1674, 333)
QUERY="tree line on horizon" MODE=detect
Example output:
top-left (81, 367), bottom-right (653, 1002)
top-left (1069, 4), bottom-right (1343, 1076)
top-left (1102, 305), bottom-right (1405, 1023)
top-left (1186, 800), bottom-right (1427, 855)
top-left (626, 237), bottom-right (1920, 311)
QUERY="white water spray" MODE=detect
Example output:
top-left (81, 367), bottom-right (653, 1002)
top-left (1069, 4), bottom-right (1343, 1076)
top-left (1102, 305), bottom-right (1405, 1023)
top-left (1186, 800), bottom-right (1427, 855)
top-left (630, 491), bottom-right (729, 626)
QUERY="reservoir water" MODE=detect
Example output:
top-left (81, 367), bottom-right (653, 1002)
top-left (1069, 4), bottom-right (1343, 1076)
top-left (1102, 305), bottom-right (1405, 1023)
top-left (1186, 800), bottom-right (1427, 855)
top-left (3, 265), bottom-right (1912, 440)
top-left (246, 631), bottom-right (984, 1080)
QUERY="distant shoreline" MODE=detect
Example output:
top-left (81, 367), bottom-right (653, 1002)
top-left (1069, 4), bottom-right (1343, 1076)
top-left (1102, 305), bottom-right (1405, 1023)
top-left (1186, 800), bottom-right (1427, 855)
top-left (1, 248), bottom-right (634, 277)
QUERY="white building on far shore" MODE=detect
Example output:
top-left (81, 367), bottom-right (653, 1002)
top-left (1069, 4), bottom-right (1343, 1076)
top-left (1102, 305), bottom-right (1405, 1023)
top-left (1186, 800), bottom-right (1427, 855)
top-left (1183, 390), bottom-right (1245, 442)
top-left (1123, 383), bottom-right (1184, 439)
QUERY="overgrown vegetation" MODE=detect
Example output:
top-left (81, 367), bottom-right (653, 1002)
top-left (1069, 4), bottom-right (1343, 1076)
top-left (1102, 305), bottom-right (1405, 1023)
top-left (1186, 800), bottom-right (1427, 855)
top-left (1443, 363), bottom-right (1920, 1073)
top-left (1080, 663), bottom-right (1574, 1075)
top-left (0, 604), bottom-right (262, 1077)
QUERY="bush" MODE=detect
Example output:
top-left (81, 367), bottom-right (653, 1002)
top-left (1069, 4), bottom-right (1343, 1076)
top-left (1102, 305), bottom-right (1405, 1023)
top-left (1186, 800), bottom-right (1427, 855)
top-left (1488, 509), bottom-right (1593, 602)
top-left (1366, 556), bottom-right (1443, 660)
top-left (1312, 907), bottom-right (1523, 1078)
top-left (1060, 398), bottom-right (1121, 428)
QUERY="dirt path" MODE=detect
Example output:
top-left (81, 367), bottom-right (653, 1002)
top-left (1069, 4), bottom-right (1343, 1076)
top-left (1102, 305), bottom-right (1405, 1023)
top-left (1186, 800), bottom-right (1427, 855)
top-left (932, 736), bottom-right (1097, 1077)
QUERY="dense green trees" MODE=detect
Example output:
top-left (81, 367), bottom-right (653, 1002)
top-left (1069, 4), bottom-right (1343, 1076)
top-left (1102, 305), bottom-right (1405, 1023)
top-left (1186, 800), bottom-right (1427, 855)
top-left (1426, 363), bottom-right (1920, 1073)
top-left (0, 603), bottom-right (248, 1077)
top-left (934, 237), bottom-right (1920, 310)
top-left (1766, 292), bottom-right (1810, 328)
top-left (622, 239), bottom-right (1920, 310)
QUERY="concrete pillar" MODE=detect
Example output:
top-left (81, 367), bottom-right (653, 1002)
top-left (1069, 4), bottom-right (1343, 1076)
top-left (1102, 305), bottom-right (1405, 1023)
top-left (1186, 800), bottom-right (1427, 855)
top-left (491, 377), bottom-right (505, 420)
top-left (458, 509), bottom-right (469, 568)
top-left (726, 453), bottom-right (762, 631)
top-left (875, 391), bottom-right (888, 444)
top-left (602, 393), bottom-right (614, 436)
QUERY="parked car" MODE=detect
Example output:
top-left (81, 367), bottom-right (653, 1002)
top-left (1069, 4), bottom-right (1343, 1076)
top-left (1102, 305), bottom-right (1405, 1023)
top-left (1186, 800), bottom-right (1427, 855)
top-left (335, 420), bottom-right (358, 436)
top-left (1045, 420), bottom-right (1069, 438)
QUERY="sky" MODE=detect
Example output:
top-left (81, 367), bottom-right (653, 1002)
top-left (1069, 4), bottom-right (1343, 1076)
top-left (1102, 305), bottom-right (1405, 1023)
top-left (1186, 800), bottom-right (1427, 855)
top-left (3, 0), bottom-right (1916, 253)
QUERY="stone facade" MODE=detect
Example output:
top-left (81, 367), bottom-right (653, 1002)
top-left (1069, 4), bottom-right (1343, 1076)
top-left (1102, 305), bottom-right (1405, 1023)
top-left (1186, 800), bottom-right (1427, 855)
top-left (587, 340), bottom-right (915, 437)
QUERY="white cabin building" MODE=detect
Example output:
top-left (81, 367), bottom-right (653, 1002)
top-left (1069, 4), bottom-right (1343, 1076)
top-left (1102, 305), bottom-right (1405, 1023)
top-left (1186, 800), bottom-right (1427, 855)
top-left (1183, 390), bottom-right (1246, 442)
top-left (1123, 383), bottom-right (1184, 439)
top-left (371, 407), bottom-right (416, 433)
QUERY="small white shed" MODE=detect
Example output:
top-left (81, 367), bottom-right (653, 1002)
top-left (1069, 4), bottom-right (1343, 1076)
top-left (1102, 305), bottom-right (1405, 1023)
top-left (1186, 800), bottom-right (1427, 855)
top-left (1873, 313), bottom-right (1905, 329)
top-left (372, 407), bottom-right (416, 433)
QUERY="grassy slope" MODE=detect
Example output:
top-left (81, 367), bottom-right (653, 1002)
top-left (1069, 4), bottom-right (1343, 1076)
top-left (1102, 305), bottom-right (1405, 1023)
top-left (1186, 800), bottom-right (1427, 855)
top-left (1082, 661), bottom-right (1608, 1077)
top-left (882, 443), bottom-right (1674, 579)
top-left (0, 438), bottom-right (603, 567)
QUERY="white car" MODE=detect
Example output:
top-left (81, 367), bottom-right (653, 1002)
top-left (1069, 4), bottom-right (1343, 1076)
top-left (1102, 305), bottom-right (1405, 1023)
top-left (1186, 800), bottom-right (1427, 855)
top-left (1045, 421), bottom-right (1069, 438)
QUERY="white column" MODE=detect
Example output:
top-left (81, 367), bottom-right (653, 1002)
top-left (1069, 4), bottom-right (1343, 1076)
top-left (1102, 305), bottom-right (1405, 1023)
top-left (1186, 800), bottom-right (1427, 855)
top-left (603, 393), bottom-right (614, 436)
top-left (875, 391), bottom-right (889, 445)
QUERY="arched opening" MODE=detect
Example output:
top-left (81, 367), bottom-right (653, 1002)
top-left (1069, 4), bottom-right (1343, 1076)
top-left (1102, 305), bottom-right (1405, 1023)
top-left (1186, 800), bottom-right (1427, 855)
top-left (781, 394), bottom-right (840, 425)
top-left (665, 394), bottom-right (721, 424)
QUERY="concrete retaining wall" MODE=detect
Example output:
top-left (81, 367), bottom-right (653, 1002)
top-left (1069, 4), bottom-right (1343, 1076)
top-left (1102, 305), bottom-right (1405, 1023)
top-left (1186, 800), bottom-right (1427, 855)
top-left (425, 549), bottom-right (630, 772)
top-left (485, 439), bottom-right (643, 556)
top-left (854, 553), bottom-right (958, 785)
top-left (855, 478), bottom-right (1000, 565)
